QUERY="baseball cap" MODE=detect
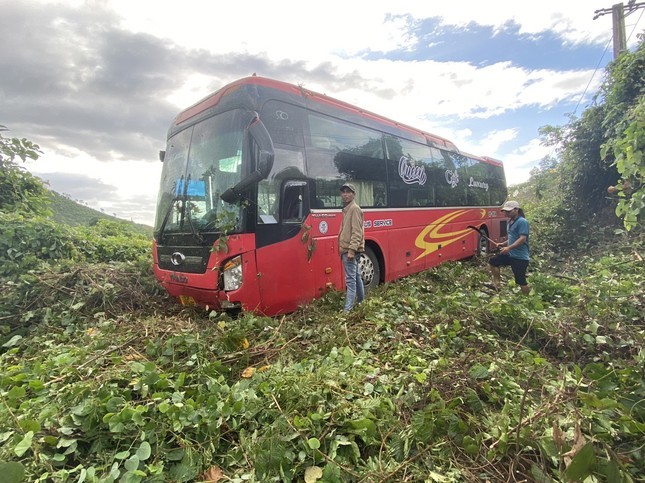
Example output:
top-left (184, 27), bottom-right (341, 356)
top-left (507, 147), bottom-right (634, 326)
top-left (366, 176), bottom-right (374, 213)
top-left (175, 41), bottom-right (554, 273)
top-left (501, 200), bottom-right (520, 211)
top-left (340, 183), bottom-right (356, 193)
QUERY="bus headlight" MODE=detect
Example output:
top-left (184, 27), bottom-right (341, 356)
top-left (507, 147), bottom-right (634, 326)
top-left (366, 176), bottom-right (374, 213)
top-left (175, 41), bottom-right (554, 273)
top-left (223, 256), bottom-right (243, 291)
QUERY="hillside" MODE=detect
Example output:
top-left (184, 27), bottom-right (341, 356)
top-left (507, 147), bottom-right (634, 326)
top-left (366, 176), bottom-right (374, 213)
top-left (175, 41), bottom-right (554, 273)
top-left (47, 189), bottom-right (153, 237)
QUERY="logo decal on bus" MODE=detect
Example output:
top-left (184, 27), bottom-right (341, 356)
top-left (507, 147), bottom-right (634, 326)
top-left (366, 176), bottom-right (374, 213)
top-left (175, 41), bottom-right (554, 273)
top-left (445, 170), bottom-right (460, 188)
top-left (399, 155), bottom-right (427, 185)
top-left (170, 273), bottom-right (189, 284)
top-left (468, 177), bottom-right (489, 191)
top-left (319, 221), bottom-right (329, 234)
top-left (414, 209), bottom-right (485, 260)
top-left (365, 219), bottom-right (393, 229)
top-left (274, 110), bottom-right (289, 120)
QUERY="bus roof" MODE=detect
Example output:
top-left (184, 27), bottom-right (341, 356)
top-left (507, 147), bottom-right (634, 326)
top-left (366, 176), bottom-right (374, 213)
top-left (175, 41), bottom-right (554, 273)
top-left (173, 76), bottom-right (499, 161)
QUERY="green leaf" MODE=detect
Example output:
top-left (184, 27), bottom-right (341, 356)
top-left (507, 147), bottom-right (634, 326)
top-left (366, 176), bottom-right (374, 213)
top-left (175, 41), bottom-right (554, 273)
top-left (0, 461), bottom-right (25, 483)
top-left (168, 462), bottom-right (199, 482)
top-left (468, 364), bottom-right (489, 379)
top-left (122, 471), bottom-right (144, 483)
top-left (529, 463), bottom-right (553, 483)
top-left (347, 418), bottom-right (377, 439)
top-left (599, 457), bottom-right (622, 482)
top-left (166, 448), bottom-right (185, 461)
top-left (565, 443), bottom-right (596, 481)
top-left (427, 470), bottom-right (450, 482)
top-left (14, 431), bottom-right (34, 457)
top-left (106, 396), bottom-right (126, 412)
top-left (7, 386), bottom-right (26, 400)
top-left (125, 454), bottom-right (140, 472)
top-left (0, 431), bottom-right (14, 444)
top-left (114, 450), bottom-right (130, 460)
top-left (2, 335), bottom-right (22, 348)
top-left (19, 419), bottom-right (41, 433)
top-left (304, 466), bottom-right (323, 483)
top-left (136, 441), bottom-right (151, 461)
top-left (322, 463), bottom-right (341, 482)
top-left (307, 438), bottom-right (321, 450)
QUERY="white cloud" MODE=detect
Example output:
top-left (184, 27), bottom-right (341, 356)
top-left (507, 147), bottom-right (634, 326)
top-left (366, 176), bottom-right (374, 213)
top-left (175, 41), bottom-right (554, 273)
top-left (468, 129), bottom-right (519, 155)
top-left (12, 0), bottom-right (640, 225)
top-left (26, 153), bottom-right (162, 225)
top-left (504, 138), bottom-right (554, 185)
top-left (390, 1), bottom-right (613, 46)
top-left (52, 0), bottom-right (615, 62)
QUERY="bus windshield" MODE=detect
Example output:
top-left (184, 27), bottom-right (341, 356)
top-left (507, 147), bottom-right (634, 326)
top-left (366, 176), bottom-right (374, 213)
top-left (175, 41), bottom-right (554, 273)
top-left (154, 110), bottom-right (247, 237)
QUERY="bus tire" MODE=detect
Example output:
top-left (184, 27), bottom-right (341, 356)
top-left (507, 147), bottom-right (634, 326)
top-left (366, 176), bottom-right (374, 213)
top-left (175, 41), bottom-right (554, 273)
top-left (478, 228), bottom-right (490, 256)
top-left (359, 246), bottom-right (380, 291)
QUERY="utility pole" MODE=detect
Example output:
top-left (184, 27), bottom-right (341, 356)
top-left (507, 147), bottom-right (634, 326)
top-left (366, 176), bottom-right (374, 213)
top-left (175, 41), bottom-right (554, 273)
top-left (594, 1), bottom-right (645, 58)
top-left (612, 3), bottom-right (627, 57)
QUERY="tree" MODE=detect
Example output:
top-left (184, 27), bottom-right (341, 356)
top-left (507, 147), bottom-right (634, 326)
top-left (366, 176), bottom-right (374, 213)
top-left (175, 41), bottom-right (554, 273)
top-left (604, 96), bottom-right (644, 230)
top-left (0, 126), bottom-right (50, 215)
top-left (540, 106), bottom-right (620, 224)
top-left (538, 35), bottom-right (644, 231)
top-left (601, 37), bottom-right (645, 231)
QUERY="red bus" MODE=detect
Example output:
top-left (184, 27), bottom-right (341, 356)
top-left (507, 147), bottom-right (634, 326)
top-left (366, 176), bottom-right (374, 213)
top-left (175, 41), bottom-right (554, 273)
top-left (153, 76), bottom-right (508, 315)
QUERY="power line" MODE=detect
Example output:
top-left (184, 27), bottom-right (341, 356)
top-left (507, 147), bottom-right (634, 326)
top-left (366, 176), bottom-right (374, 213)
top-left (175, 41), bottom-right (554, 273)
top-left (626, 6), bottom-right (644, 43)
top-left (573, 37), bottom-right (612, 115)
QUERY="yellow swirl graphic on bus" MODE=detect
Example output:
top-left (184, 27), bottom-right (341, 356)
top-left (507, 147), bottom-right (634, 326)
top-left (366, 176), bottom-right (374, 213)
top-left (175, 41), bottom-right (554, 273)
top-left (414, 209), bottom-right (485, 260)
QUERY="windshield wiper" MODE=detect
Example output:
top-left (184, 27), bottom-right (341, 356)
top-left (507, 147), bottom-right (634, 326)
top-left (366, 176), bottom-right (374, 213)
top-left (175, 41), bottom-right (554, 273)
top-left (184, 201), bottom-right (205, 244)
top-left (181, 174), bottom-right (206, 245)
top-left (156, 195), bottom-right (179, 245)
top-left (156, 174), bottom-right (206, 245)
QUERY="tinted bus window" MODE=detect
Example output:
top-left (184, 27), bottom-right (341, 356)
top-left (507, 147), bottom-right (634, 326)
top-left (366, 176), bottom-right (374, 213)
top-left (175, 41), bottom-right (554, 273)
top-left (257, 148), bottom-right (305, 223)
top-left (455, 156), bottom-right (507, 207)
top-left (464, 156), bottom-right (491, 206)
top-left (261, 100), bottom-right (305, 147)
top-left (257, 102), bottom-right (307, 223)
top-left (385, 136), bottom-right (437, 207)
top-left (489, 164), bottom-right (507, 205)
top-left (306, 114), bottom-right (386, 208)
top-left (443, 151), bottom-right (469, 206)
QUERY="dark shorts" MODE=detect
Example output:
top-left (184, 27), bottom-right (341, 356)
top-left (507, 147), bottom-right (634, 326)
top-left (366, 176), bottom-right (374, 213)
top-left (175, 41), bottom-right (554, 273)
top-left (489, 254), bottom-right (529, 286)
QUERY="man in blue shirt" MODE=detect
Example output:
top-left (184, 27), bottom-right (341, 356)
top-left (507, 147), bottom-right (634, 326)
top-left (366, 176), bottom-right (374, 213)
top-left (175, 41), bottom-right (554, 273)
top-left (489, 201), bottom-right (531, 294)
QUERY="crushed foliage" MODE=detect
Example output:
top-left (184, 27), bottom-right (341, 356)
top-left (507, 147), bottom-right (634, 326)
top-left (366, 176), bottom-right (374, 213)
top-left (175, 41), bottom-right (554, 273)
top-left (0, 235), bottom-right (643, 482)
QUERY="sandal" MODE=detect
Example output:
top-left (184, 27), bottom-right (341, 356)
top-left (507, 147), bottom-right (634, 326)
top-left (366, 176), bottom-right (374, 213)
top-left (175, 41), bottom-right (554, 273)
top-left (483, 283), bottom-right (500, 291)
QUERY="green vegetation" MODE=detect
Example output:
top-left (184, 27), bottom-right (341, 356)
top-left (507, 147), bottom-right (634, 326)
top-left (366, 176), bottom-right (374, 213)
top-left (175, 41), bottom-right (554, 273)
top-left (539, 37), bottom-right (644, 232)
top-left (0, 234), bottom-right (642, 482)
top-left (48, 191), bottom-right (152, 239)
top-left (0, 125), bottom-right (50, 217)
top-left (48, 190), bottom-right (153, 237)
top-left (1, 37), bottom-right (643, 483)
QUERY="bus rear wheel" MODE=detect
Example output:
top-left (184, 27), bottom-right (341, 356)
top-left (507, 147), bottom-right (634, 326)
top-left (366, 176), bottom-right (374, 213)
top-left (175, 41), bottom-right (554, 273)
top-left (359, 246), bottom-right (380, 291)
top-left (478, 228), bottom-right (490, 256)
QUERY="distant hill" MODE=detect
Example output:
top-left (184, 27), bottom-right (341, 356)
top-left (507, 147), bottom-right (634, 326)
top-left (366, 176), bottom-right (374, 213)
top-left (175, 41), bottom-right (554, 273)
top-left (47, 189), bottom-right (154, 237)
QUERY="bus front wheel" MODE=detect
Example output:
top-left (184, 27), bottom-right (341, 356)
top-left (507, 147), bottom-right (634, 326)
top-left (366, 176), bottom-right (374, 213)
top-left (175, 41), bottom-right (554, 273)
top-left (359, 246), bottom-right (380, 291)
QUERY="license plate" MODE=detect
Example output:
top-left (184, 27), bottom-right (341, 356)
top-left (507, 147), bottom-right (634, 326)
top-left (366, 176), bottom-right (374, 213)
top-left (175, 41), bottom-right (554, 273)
top-left (178, 295), bottom-right (197, 306)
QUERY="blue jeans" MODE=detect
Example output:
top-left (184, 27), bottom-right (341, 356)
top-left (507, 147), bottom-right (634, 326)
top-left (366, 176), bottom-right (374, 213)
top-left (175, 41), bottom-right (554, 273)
top-left (342, 252), bottom-right (365, 312)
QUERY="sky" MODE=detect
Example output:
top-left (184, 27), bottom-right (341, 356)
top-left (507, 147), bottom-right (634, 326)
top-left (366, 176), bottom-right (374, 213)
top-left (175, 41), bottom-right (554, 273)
top-left (2, 0), bottom-right (644, 226)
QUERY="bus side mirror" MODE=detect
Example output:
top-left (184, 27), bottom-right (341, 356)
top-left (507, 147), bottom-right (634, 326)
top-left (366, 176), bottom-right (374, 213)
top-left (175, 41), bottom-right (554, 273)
top-left (159, 150), bottom-right (165, 162)
top-left (220, 115), bottom-right (274, 204)
top-left (248, 117), bottom-right (274, 177)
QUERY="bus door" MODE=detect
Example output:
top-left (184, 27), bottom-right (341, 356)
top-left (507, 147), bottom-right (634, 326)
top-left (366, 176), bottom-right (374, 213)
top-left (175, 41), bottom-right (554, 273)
top-left (309, 212), bottom-right (343, 299)
top-left (255, 180), bottom-right (316, 313)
